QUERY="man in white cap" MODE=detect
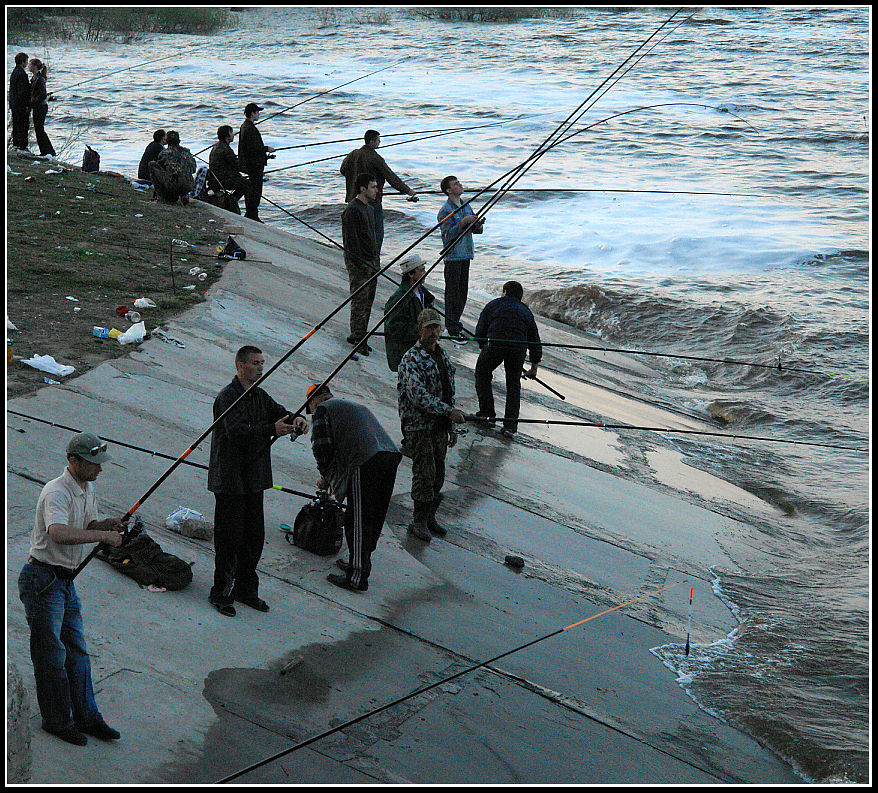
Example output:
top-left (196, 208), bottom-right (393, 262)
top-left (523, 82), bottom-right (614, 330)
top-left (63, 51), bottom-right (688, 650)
top-left (17, 432), bottom-right (127, 746)
top-left (383, 252), bottom-right (435, 372)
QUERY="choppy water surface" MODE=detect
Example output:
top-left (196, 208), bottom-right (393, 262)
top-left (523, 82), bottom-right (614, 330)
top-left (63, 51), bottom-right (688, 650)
top-left (9, 7), bottom-right (869, 783)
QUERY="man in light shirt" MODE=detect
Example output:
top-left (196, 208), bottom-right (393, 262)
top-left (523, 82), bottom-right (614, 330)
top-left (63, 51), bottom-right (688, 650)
top-left (17, 432), bottom-right (127, 746)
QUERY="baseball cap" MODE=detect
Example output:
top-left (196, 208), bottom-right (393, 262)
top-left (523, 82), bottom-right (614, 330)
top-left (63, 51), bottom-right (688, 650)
top-left (67, 432), bottom-right (111, 464)
top-left (417, 308), bottom-right (442, 328)
top-left (245, 102), bottom-right (264, 116)
top-left (305, 383), bottom-right (332, 413)
top-left (399, 253), bottom-right (426, 276)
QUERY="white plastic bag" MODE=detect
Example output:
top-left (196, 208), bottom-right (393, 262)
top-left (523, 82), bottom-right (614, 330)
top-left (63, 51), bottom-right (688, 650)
top-left (166, 506), bottom-right (204, 528)
top-left (22, 354), bottom-right (75, 377)
top-left (133, 297), bottom-right (157, 309)
top-left (117, 321), bottom-right (146, 345)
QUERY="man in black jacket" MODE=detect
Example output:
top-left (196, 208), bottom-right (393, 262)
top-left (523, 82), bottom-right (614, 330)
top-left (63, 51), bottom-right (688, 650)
top-left (137, 129), bottom-right (165, 183)
top-left (207, 346), bottom-right (308, 616)
top-left (9, 52), bottom-right (30, 151)
top-left (341, 173), bottom-right (380, 354)
top-left (238, 102), bottom-right (275, 222)
top-left (208, 125), bottom-right (253, 215)
top-left (474, 281), bottom-right (542, 438)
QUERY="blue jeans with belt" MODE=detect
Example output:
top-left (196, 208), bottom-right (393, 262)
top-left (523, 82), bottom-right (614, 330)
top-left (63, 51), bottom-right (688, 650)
top-left (18, 562), bottom-right (102, 732)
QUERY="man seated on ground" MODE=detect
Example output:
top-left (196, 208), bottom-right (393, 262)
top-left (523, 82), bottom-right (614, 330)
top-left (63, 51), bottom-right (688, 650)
top-left (383, 253), bottom-right (435, 373)
top-left (149, 130), bottom-right (196, 205)
top-left (137, 128), bottom-right (165, 183)
top-left (208, 125), bottom-right (252, 216)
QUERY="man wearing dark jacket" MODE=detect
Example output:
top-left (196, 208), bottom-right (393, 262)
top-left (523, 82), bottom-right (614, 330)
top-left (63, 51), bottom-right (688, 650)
top-left (9, 52), bottom-right (30, 150)
top-left (137, 129), bottom-right (165, 183)
top-left (208, 125), bottom-right (252, 216)
top-left (341, 173), bottom-right (380, 354)
top-left (207, 346), bottom-right (307, 616)
top-left (383, 253), bottom-right (435, 372)
top-left (238, 102), bottom-right (275, 222)
top-left (474, 281), bottom-right (542, 438)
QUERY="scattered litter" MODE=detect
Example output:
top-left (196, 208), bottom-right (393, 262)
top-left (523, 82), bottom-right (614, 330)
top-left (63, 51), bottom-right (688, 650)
top-left (45, 169), bottom-right (63, 174)
top-left (24, 176), bottom-right (35, 182)
top-left (134, 213), bottom-right (143, 218)
top-left (8, 165), bottom-right (22, 175)
top-left (66, 296), bottom-right (79, 302)
top-left (73, 307), bottom-right (81, 312)
top-left (43, 378), bottom-right (61, 385)
top-left (166, 507), bottom-right (212, 540)
top-left (188, 266), bottom-right (203, 275)
top-left (117, 321), bottom-right (146, 345)
top-left (93, 326), bottom-right (111, 338)
top-left (182, 284), bottom-right (196, 290)
top-left (133, 297), bottom-right (157, 309)
top-left (504, 555), bottom-right (525, 570)
top-left (75, 195), bottom-right (85, 199)
top-left (172, 238), bottom-right (195, 248)
top-left (152, 328), bottom-right (185, 348)
top-left (22, 354), bottom-right (75, 377)
top-left (147, 585), bottom-right (167, 593)
top-left (7, 316), bottom-right (18, 331)
top-left (197, 272), bottom-right (207, 281)
top-left (125, 311), bottom-right (141, 323)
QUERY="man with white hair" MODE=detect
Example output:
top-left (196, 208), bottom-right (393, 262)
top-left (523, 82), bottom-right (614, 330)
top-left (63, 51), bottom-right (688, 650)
top-left (383, 252), bottom-right (435, 372)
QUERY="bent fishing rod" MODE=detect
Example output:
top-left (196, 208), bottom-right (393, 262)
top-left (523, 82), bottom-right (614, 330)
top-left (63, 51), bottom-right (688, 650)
top-left (69, 10), bottom-right (687, 580)
top-left (464, 414), bottom-right (866, 453)
top-left (217, 579), bottom-right (685, 783)
top-left (6, 409), bottom-right (314, 500)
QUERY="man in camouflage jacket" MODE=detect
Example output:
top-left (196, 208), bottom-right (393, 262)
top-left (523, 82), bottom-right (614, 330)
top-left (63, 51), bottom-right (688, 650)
top-left (397, 309), bottom-right (466, 541)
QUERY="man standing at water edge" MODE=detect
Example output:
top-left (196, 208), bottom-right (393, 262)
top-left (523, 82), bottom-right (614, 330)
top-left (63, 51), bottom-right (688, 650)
top-left (208, 125), bottom-right (252, 216)
top-left (340, 129), bottom-right (418, 254)
top-left (207, 346), bottom-right (308, 616)
top-left (9, 52), bottom-right (31, 151)
top-left (238, 102), bottom-right (275, 222)
top-left (438, 175), bottom-right (483, 342)
top-left (18, 433), bottom-right (126, 746)
top-left (383, 253), bottom-right (435, 372)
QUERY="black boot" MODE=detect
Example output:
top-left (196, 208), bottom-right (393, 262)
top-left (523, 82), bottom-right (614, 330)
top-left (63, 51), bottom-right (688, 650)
top-left (426, 495), bottom-right (447, 537)
top-left (407, 500), bottom-right (432, 542)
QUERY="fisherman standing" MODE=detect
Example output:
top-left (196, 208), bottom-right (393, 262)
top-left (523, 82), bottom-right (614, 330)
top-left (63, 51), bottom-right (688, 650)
top-left (9, 52), bottom-right (31, 151)
top-left (207, 346), bottom-right (308, 616)
top-left (383, 253), bottom-right (435, 372)
top-left (474, 280), bottom-right (542, 438)
top-left (438, 175), bottom-right (483, 342)
top-left (208, 125), bottom-right (251, 215)
top-left (397, 308), bottom-right (466, 542)
top-left (18, 433), bottom-right (126, 746)
top-left (238, 102), bottom-right (275, 222)
top-left (306, 384), bottom-right (401, 592)
top-left (341, 173), bottom-right (380, 355)
top-left (137, 128), bottom-right (166, 183)
top-left (340, 129), bottom-right (418, 255)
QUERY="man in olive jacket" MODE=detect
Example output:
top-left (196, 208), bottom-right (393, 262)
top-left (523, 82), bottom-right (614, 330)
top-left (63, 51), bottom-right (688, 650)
top-left (238, 102), bottom-right (275, 222)
top-left (383, 253), bottom-right (435, 372)
top-left (208, 125), bottom-right (252, 216)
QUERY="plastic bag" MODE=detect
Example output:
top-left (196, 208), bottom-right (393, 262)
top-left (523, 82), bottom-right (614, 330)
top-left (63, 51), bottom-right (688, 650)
top-left (22, 354), bottom-right (75, 377)
top-left (165, 506), bottom-right (212, 540)
top-left (117, 321), bottom-right (146, 345)
top-left (133, 297), bottom-right (157, 309)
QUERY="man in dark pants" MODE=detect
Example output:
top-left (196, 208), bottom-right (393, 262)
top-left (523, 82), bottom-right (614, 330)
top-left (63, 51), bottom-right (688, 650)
top-left (474, 281), bottom-right (542, 438)
top-left (137, 129), bottom-right (166, 183)
top-left (341, 173), bottom-right (380, 355)
top-left (383, 253), bottom-right (435, 373)
top-left (208, 125), bottom-right (252, 216)
top-left (18, 432), bottom-right (126, 746)
top-left (238, 102), bottom-right (275, 222)
top-left (9, 52), bottom-right (30, 150)
top-left (307, 384), bottom-right (401, 592)
top-left (207, 346), bottom-right (307, 616)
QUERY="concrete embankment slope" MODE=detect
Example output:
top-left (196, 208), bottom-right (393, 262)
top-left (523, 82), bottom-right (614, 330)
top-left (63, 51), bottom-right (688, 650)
top-left (6, 207), bottom-right (800, 783)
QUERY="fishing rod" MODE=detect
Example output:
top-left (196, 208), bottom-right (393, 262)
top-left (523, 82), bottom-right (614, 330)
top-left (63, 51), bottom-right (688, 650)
top-left (386, 187), bottom-right (761, 198)
top-left (6, 410), bottom-right (314, 500)
top-left (67, 11), bottom-right (687, 582)
top-left (271, 114), bottom-right (541, 152)
top-left (464, 414), bottom-right (867, 453)
top-left (217, 579), bottom-right (685, 782)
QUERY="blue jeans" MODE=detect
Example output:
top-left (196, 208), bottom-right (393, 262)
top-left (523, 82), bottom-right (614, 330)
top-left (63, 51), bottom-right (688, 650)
top-left (18, 563), bottom-right (102, 731)
top-left (373, 204), bottom-right (385, 254)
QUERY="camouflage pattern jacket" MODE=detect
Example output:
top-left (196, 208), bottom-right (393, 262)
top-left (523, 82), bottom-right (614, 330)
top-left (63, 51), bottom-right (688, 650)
top-left (397, 341), bottom-right (456, 432)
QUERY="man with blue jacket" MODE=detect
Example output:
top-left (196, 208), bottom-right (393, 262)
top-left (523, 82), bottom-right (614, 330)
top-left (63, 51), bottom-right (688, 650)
top-left (474, 281), bottom-right (542, 438)
top-left (438, 175), bottom-right (484, 342)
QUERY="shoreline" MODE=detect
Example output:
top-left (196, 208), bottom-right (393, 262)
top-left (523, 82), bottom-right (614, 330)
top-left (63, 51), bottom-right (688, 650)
top-left (6, 205), bottom-right (802, 783)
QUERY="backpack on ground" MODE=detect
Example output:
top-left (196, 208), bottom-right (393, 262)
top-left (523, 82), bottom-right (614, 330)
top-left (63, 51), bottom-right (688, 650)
top-left (288, 494), bottom-right (345, 556)
top-left (81, 145), bottom-right (100, 173)
top-left (98, 530), bottom-right (193, 590)
top-left (221, 235), bottom-right (247, 260)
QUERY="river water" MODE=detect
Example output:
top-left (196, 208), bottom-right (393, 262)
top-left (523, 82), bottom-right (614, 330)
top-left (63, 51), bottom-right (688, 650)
top-left (8, 6), bottom-right (869, 783)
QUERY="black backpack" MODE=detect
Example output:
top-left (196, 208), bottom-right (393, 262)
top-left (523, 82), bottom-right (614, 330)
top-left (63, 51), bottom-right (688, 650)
top-left (221, 235), bottom-right (247, 260)
top-left (81, 145), bottom-right (100, 173)
top-left (288, 494), bottom-right (345, 556)
top-left (98, 530), bottom-right (193, 590)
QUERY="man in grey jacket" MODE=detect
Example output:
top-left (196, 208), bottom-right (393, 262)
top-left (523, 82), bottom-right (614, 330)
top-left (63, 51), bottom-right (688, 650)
top-left (307, 384), bottom-right (402, 592)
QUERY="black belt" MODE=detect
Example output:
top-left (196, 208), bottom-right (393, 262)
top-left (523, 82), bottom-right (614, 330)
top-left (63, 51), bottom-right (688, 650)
top-left (27, 556), bottom-right (76, 580)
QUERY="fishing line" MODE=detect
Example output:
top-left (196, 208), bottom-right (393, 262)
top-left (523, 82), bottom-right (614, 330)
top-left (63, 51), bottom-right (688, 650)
top-left (66, 9), bottom-right (689, 580)
top-left (685, 586), bottom-right (694, 656)
top-left (386, 187), bottom-right (762, 198)
top-left (217, 579), bottom-right (685, 783)
top-left (464, 414), bottom-right (866, 453)
top-left (6, 409), bottom-right (313, 500)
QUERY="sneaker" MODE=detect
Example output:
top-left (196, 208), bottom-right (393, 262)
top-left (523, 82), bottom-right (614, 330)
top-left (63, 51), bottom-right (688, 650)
top-left (44, 725), bottom-right (88, 746)
top-left (335, 558), bottom-right (350, 572)
top-left (78, 720), bottom-right (120, 741)
top-left (326, 572), bottom-right (367, 592)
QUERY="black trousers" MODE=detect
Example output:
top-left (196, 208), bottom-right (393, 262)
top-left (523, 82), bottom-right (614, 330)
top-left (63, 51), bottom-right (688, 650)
top-left (344, 451), bottom-right (401, 588)
top-left (443, 259), bottom-right (470, 335)
top-left (475, 343), bottom-right (528, 432)
top-left (32, 103), bottom-right (55, 156)
top-left (11, 106), bottom-right (30, 149)
top-left (211, 491), bottom-right (265, 602)
top-left (243, 167), bottom-right (264, 220)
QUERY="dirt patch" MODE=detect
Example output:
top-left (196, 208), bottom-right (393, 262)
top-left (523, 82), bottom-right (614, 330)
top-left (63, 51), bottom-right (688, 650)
top-left (6, 153), bottom-right (234, 398)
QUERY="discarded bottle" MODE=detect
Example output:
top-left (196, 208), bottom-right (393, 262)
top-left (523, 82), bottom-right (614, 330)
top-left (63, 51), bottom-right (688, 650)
top-left (43, 377), bottom-right (60, 385)
top-left (124, 311), bottom-right (141, 323)
top-left (93, 326), bottom-right (110, 338)
top-left (7, 338), bottom-right (12, 365)
top-left (172, 238), bottom-right (195, 248)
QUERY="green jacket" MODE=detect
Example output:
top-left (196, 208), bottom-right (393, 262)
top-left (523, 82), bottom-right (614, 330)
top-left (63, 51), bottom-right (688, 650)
top-left (383, 283), bottom-right (435, 372)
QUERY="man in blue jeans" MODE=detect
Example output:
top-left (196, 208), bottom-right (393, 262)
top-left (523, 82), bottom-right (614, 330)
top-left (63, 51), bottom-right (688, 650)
top-left (18, 432), bottom-right (127, 746)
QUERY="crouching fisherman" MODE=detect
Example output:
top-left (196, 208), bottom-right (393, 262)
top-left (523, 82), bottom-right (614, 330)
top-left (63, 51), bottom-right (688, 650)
top-left (306, 384), bottom-right (401, 592)
top-left (18, 433), bottom-right (127, 746)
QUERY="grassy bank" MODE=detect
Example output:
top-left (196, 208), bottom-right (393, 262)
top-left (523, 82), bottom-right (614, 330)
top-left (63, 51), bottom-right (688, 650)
top-left (6, 154), bottom-right (229, 398)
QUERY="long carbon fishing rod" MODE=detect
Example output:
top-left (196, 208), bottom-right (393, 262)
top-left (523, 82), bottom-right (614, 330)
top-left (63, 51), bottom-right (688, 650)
top-left (68, 10), bottom-right (687, 580)
top-left (6, 409), bottom-right (314, 500)
top-left (217, 579), bottom-right (685, 783)
top-left (387, 187), bottom-right (760, 198)
top-left (464, 414), bottom-right (866, 453)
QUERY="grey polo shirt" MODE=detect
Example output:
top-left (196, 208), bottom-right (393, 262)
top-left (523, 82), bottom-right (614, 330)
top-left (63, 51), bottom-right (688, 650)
top-left (29, 467), bottom-right (99, 569)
